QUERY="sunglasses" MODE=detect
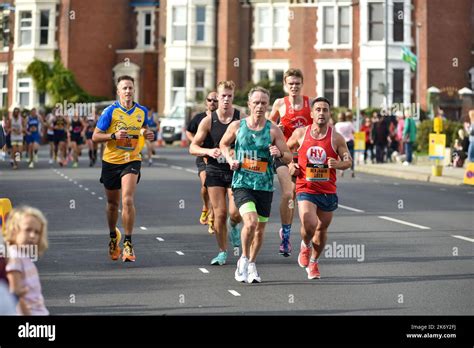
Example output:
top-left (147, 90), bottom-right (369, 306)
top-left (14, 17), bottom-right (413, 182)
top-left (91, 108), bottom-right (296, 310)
top-left (206, 98), bottom-right (218, 103)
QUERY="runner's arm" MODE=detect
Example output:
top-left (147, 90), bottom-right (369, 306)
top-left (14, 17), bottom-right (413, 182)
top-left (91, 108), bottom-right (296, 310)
top-left (268, 98), bottom-right (282, 124)
top-left (271, 124), bottom-right (292, 164)
top-left (220, 121), bottom-right (239, 164)
top-left (329, 132), bottom-right (352, 170)
top-left (189, 115), bottom-right (214, 157)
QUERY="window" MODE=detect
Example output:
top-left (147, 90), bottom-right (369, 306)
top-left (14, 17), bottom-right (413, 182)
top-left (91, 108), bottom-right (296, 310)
top-left (195, 69), bottom-right (204, 101)
top-left (171, 70), bottom-right (185, 106)
top-left (258, 70), bottom-right (269, 82)
top-left (0, 73), bottom-right (7, 108)
top-left (338, 7), bottom-right (350, 44)
top-left (368, 3), bottom-right (383, 41)
top-left (38, 92), bottom-right (46, 106)
top-left (18, 77), bottom-right (31, 107)
top-left (1, 11), bottom-right (10, 49)
top-left (393, 2), bottom-right (404, 42)
top-left (255, 69), bottom-right (284, 83)
top-left (393, 69), bottom-right (404, 103)
top-left (19, 11), bottom-right (32, 46)
top-left (369, 69), bottom-right (384, 107)
top-left (274, 70), bottom-right (284, 83)
top-left (144, 12), bottom-right (152, 46)
top-left (323, 71), bottom-right (334, 106)
top-left (323, 7), bottom-right (334, 44)
top-left (256, 5), bottom-right (288, 47)
top-left (172, 6), bottom-right (186, 41)
top-left (40, 10), bottom-right (49, 45)
top-left (196, 6), bottom-right (205, 42)
top-left (338, 70), bottom-right (349, 107)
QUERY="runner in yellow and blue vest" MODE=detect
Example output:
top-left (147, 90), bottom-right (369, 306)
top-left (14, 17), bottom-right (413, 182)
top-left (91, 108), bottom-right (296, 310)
top-left (220, 86), bottom-right (292, 283)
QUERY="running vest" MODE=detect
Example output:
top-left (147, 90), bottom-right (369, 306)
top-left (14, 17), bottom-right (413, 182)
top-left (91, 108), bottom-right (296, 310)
top-left (54, 117), bottom-right (66, 131)
top-left (206, 109), bottom-right (240, 174)
top-left (27, 116), bottom-right (40, 134)
top-left (10, 116), bottom-right (23, 142)
top-left (280, 96), bottom-right (312, 141)
top-left (71, 119), bottom-right (83, 135)
top-left (296, 126), bottom-right (338, 194)
top-left (148, 116), bottom-right (158, 132)
top-left (232, 119), bottom-right (274, 192)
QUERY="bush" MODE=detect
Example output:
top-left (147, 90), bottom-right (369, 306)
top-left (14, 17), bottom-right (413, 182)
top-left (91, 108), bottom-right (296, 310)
top-left (233, 80), bottom-right (285, 110)
top-left (416, 119), bottom-right (463, 153)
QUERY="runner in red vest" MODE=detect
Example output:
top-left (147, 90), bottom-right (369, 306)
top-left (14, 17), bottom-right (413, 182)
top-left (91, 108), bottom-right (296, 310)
top-left (287, 97), bottom-right (352, 279)
top-left (268, 69), bottom-right (314, 257)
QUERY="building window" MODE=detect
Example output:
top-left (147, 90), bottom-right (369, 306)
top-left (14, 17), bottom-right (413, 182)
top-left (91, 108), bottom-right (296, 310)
top-left (258, 70), bottom-right (269, 82)
top-left (1, 11), bottom-right (10, 49)
top-left (171, 70), bottom-right (185, 106)
top-left (368, 3), bottom-right (383, 41)
top-left (172, 6), bottom-right (186, 41)
top-left (323, 71), bottom-right (334, 106)
top-left (40, 10), bottom-right (49, 45)
top-left (369, 69), bottom-right (384, 107)
top-left (0, 73), bottom-right (7, 108)
top-left (18, 77), bottom-right (31, 107)
top-left (338, 6), bottom-right (350, 44)
top-left (144, 12), bottom-right (152, 46)
top-left (256, 69), bottom-right (284, 83)
top-left (393, 69), bottom-right (404, 103)
top-left (338, 70), bottom-right (349, 107)
top-left (274, 70), bottom-right (284, 83)
top-left (19, 11), bottom-right (32, 46)
top-left (323, 7), bottom-right (334, 44)
top-left (393, 2), bottom-right (404, 42)
top-left (38, 92), bottom-right (46, 106)
top-left (196, 6), bottom-right (205, 42)
top-left (256, 5), bottom-right (288, 47)
top-left (195, 69), bottom-right (204, 101)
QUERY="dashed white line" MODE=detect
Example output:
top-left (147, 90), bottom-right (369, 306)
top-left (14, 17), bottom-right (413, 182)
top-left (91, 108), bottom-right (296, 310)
top-left (84, 188), bottom-right (89, 191)
top-left (170, 165), bottom-right (183, 171)
top-left (199, 268), bottom-right (209, 274)
top-left (79, 185), bottom-right (83, 188)
top-left (69, 179), bottom-right (73, 182)
top-left (91, 192), bottom-right (96, 195)
top-left (156, 237), bottom-right (164, 242)
top-left (339, 204), bottom-right (365, 213)
top-left (98, 197), bottom-right (103, 200)
top-left (185, 168), bottom-right (198, 174)
top-left (228, 290), bottom-right (241, 297)
top-left (393, 182), bottom-right (400, 186)
top-left (452, 235), bottom-right (474, 243)
top-left (378, 216), bottom-right (430, 230)
top-left (64, 176), bottom-right (69, 179)
top-left (176, 251), bottom-right (184, 255)
top-left (140, 226), bottom-right (147, 230)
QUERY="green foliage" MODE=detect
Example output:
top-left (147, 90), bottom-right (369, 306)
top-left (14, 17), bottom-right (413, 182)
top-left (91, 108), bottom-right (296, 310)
top-left (416, 119), bottom-right (463, 153)
top-left (233, 80), bottom-right (285, 109)
top-left (26, 60), bottom-right (51, 92)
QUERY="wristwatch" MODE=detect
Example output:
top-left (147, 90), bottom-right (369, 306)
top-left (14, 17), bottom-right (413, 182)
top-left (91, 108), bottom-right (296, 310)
top-left (111, 133), bottom-right (116, 140)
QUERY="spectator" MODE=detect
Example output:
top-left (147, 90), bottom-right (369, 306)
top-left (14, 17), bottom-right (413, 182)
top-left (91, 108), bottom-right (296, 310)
top-left (335, 112), bottom-right (355, 177)
top-left (452, 129), bottom-right (467, 168)
top-left (360, 117), bottom-right (374, 163)
top-left (402, 113), bottom-right (417, 165)
top-left (396, 112), bottom-right (405, 154)
top-left (372, 113), bottom-right (389, 163)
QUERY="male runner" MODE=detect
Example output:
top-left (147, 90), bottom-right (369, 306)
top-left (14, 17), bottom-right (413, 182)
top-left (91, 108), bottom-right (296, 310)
top-left (190, 81), bottom-right (243, 265)
top-left (186, 91), bottom-right (218, 233)
top-left (268, 68), bottom-right (314, 256)
top-left (287, 97), bottom-right (352, 279)
top-left (92, 75), bottom-right (154, 262)
top-left (25, 108), bottom-right (41, 168)
top-left (221, 87), bottom-right (291, 283)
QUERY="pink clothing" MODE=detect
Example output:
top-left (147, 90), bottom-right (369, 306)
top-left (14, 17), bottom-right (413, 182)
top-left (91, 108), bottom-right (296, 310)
top-left (335, 121), bottom-right (355, 142)
top-left (397, 119), bottom-right (405, 141)
top-left (6, 251), bottom-right (49, 315)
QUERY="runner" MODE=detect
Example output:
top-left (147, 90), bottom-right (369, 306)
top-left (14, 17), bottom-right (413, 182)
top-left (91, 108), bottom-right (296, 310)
top-left (190, 81), bottom-right (243, 265)
top-left (69, 113), bottom-right (86, 168)
top-left (221, 86), bottom-right (291, 283)
top-left (25, 108), bottom-right (42, 168)
top-left (186, 91), bottom-right (218, 234)
top-left (45, 109), bottom-right (56, 164)
top-left (268, 68), bottom-right (314, 257)
top-left (287, 97), bottom-right (352, 279)
top-left (7, 108), bottom-right (24, 170)
top-left (85, 113), bottom-right (98, 167)
top-left (145, 108), bottom-right (158, 167)
top-left (53, 111), bottom-right (69, 167)
top-left (92, 75), bottom-right (154, 262)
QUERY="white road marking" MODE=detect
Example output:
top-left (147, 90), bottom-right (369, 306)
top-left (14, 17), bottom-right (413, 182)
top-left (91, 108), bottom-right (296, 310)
top-left (452, 235), bottom-right (474, 243)
top-left (84, 188), bottom-right (89, 191)
top-left (98, 197), bottom-right (103, 200)
top-left (156, 237), bottom-right (164, 242)
top-left (69, 179), bottom-right (73, 182)
top-left (393, 182), bottom-right (399, 186)
top-left (91, 192), bottom-right (96, 195)
top-left (176, 251), bottom-right (184, 255)
top-left (228, 290), bottom-right (241, 297)
top-left (74, 181), bottom-right (77, 184)
top-left (185, 168), bottom-right (198, 174)
top-left (79, 185), bottom-right (83, 188)
top-left (199, 268), bottom-right (209, 274)
top-left (339, 204), bottom-right (365, 213)
top-left (170, 165), bottom-right (183, 170)
top-left (64, 176), bottom-right (68, 179)
top-left (378, 216), bottom-right (430, 230)
top-left (440, 188), bottom-right (447, 191)
top-left (140, 226), bottom-right (147, 230)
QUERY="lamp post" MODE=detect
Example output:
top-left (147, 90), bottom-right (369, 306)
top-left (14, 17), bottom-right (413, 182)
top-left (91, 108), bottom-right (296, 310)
top-left (415, 23), bottom-right (421, 120)
top-left (427, 86), bottom-right (440, 119)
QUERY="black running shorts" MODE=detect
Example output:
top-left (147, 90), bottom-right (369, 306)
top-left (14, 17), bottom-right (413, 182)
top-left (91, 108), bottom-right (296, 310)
top-left (100, 160), bottom-right (141, 190)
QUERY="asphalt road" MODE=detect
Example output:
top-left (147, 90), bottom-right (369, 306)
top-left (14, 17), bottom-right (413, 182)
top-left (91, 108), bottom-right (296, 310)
top-left (0, 146), bottom-right (473, 315)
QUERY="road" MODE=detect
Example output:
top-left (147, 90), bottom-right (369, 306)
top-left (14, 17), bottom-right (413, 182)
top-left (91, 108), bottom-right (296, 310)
top-left (1, 146), bottom-right (473, 315)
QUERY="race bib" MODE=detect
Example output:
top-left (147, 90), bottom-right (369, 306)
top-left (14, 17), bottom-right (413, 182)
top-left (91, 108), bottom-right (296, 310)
top-left (306, 163), bottom-right (330, 181)
top-left (116, 135), bottom-right (138, 151)
top-left (30, 126), bottom-right (37, 132)
top-left (241, 157), bottom-right (268, 174)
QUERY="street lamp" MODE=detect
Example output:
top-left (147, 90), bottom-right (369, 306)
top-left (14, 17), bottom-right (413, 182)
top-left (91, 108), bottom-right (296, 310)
top-left (427, 86), bottom-right (440, 119)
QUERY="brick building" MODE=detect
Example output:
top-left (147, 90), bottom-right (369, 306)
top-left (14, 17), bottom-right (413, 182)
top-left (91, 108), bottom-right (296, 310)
top-left (0, 0), bottom-right (472, 120)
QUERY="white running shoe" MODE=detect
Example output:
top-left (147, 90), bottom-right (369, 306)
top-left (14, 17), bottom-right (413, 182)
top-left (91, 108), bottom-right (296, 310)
top-left (49, 159), bottom-right (53, 164)
top-left (247, 262), bottom-right (261, 283)
top-left (34, 154), bottom-right (38, 163)
top-left (234, 256), bottom-right (249, 283)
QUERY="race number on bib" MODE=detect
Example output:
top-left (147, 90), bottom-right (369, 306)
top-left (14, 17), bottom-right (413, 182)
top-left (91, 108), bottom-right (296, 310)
top-left (306, 163), bottom-right (330, 181)
top-left (116, 135), bottom-right (139, 151)
top-left (241, 157), bottom-right (268, 174)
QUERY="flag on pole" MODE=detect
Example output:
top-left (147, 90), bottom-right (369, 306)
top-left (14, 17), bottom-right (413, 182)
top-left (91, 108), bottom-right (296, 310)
top-left (402, 46), bottom-right (417, 71)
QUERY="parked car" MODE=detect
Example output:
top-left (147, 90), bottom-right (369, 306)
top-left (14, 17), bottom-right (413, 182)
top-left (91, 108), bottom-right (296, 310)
top-left (161, 105), bottom-right (186, 145)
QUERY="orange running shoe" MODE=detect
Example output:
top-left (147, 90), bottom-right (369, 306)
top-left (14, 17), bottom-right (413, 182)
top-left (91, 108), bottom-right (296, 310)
top-left (208, 218), bottom-right (215, 234)
top-left (199, 210), bottom-right (209, 225)
top-left (306, 261), bottom-right (321, 279)
top-left (297, 240), bottom-right (311, 268)
top-left (122, 240), bottom-right (136, 262)
top-left (109, 227), bottom-right (122, 261)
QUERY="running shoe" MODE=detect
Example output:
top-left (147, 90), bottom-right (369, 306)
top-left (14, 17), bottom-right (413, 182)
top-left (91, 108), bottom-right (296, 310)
top-left (228, 218), bottom-right (241, 247)
top-left (247, 262), bottom-right (261, 283)
top-left (122, 240), bottom-right (136, 262)
top-left (279, 228), bottom-right (292, 257)
top-left (234, 256), bottom-right (249, 282)
top-left (72, 162), bottom-right (78, 168)
top-left (108, 227), bottom-right (122, 261)
top-left (306, 261), bottom-right (321, 279)
top-left (207, 218), bottom-right (215, 234)
top-left (34, 154), bottom-right (38, 163)
top-left (28, 162), bottom-right (34, 169)
top-left (49, 159), bottom-right (53, 164)
top-left (199, 210), bottom-right (209, 225)
top-left (210, 251), bottom-right (227, 265)
top-left (298, 240), bottom-right (312, 268)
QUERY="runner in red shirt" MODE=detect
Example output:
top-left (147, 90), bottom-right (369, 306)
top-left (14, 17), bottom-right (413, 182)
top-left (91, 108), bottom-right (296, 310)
top-left (268, 69), bottom-right (314, 257)
top-left (287, 97), bottom-right (352, 280)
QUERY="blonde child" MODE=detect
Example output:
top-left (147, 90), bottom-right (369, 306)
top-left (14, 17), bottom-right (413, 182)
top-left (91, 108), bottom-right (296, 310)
top-left (5, 206), bottom-right (49, 315)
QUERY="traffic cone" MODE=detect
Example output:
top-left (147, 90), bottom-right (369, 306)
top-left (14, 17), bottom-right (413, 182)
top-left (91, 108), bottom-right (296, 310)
top-left (180, 129), bottom-right (188, 147)
top-left (0, 198), bottom-right (12, 238)
top-left (156, 130), bottom-right (164, 147)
